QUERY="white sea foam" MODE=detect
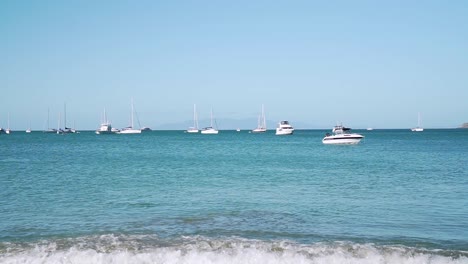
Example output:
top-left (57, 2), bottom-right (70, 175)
top-left (1, 235), bottom-right (467, 264)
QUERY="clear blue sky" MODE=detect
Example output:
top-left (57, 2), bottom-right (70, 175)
top-left (1, 0), bottom-right (467, 130)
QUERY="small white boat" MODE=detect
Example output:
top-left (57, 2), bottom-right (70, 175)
top-left (186, 128), bottom-right (199, 133)
top-left (5, 113), bottom-right (11, 134)
top-left (118, 99), bottom-right (141, 134)
top-left (251, 104), bottom-right (267, 133)
top-left (26, 121), bottom-right (32, 133)
top-left (322, 125), bottom-right (364, 145)
top-left (186, 104), bottom-right (199, 133)
top-left (275, 120), bottom-right (294, 135)
top-left (411, 112), bottom-right (424, 132)
top-left (201, 108), bottom-right (219, 134)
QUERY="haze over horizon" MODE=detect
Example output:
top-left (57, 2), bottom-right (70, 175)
top-left (1, 1), bottom-right (467, 130)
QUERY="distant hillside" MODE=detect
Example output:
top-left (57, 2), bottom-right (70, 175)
top-left (460, 123), bottom-right (468, 128)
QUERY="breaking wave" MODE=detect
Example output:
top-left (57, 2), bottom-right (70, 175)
top-left (1, 234), bottom-right (467, 264)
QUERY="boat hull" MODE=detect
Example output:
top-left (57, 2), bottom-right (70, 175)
top-left (201, 128), bottom-right (218, 134)
top-left (322, 134), bottom-right (363, 145)
top-left (275, 128), bottom-right (294, 135)
top-left (252, 128), bottom-right (267, 133)
top-left (96, 130), bottom-right (115, 135)
top-left (118, 129), bottom-right (141, 134)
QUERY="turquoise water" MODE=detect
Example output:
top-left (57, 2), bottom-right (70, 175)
top-left (1, 129), bottom-right (467, 263)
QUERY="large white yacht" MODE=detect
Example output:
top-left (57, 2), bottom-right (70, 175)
top-left (275, 120), bottom-right (294, 135)
top-left (322, 125), bottom-right (364, 145)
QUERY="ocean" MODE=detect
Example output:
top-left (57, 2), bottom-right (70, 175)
top-left (1, 129), bottom-right (467, 263)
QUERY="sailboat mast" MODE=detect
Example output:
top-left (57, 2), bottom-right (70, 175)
top-left (193, 104), bottom-right (197, 128)
top-left (64, 103), bottom-right (67, 129)
top-left (104, 107), bottom-right (107, 124)
top-left (131, 98), bottom-right (134, 128)
top-left (418, 112), bottom-right (421, 127)
top-left (210, 108), bottom-right (213, 127)
top-left (262, 104), bottom-right (266, 129)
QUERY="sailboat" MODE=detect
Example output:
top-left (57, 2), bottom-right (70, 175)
top-left (251, 104), bottom-right (267, 133)
top-left (26, 121), bottom-right (31, 133)
top-left (5, 112), bottom-right (11, 134)
top-left (56, 113), bottom-right (63, 134)
top-left (186, 104), bottom-right (199, 133)
top-left (118, 99), bottom-right (141, 134)
top-left (61, 103), bottom-right (77, 133)
top-left (44, 108), bottom-right (57, 133)
top-left (201, 108), bottom-right (219, 134)
top-left (411, 112), bottom-right (424, 132)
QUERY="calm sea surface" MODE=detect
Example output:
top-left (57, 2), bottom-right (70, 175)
top-left (1, 129), bottom-right (467, 263)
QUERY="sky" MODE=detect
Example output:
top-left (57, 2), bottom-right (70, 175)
top-left (1, 0), bottom-right (467, 130)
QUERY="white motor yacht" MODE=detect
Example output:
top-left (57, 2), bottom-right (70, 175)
top-left (96, 123), bottom-right (114, 134)
top-left (275, 120), bottom-right (294, 135)
top-left (96, 109), bottom-right (115, 134)
top-left (322, 125), bottom-right (364, 145)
